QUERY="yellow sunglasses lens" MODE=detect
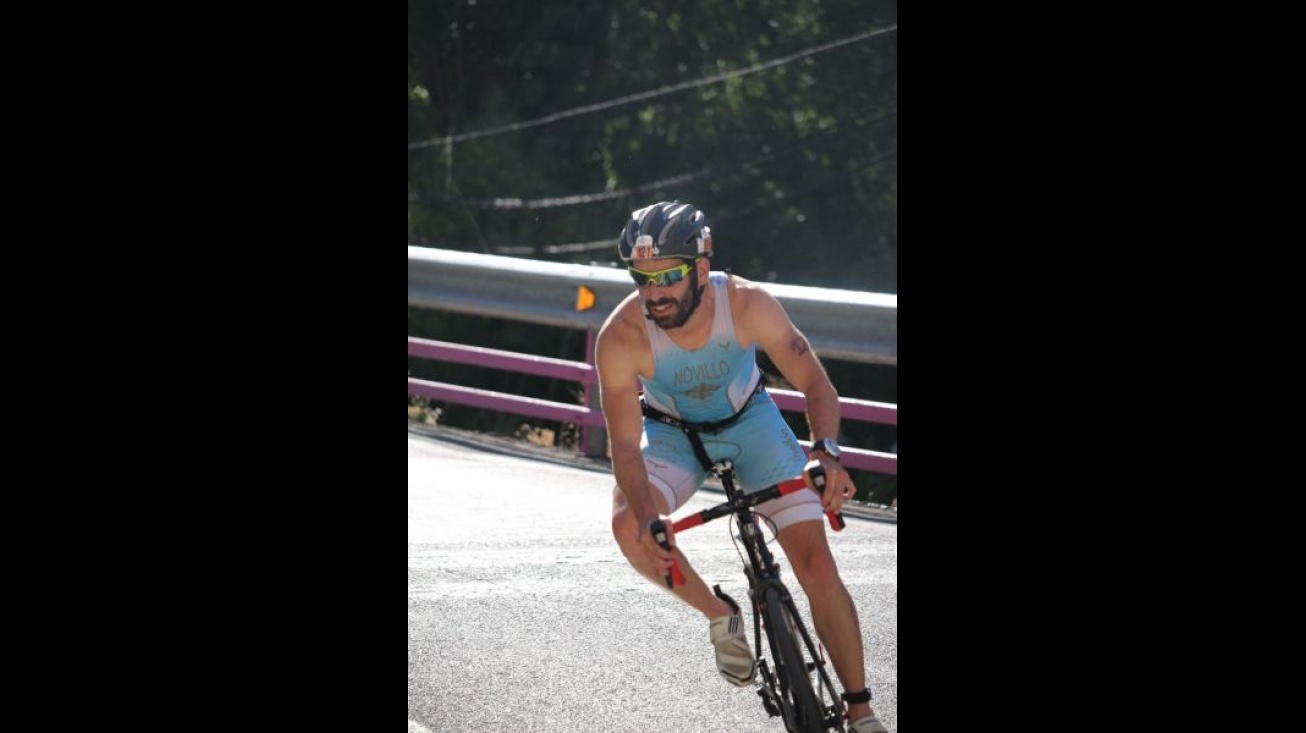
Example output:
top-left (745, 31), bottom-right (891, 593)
top-left (628, 264), bottom-right (691, 287)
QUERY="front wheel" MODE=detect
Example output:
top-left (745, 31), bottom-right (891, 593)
top-left (761, 593), bottom-right (830, 732)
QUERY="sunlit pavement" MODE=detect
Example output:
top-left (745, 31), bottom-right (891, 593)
top-left (408, 430), bottom-right (897, 732)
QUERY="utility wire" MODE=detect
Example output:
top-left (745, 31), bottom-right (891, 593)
top-left (408, 109), bottom-right (896, 210)
top-left (408, 25), bottom-right (896, 150)
top-left (415, 146), bottom-right (898, 258)
top-left (409, 168), bottom-right (712, 209)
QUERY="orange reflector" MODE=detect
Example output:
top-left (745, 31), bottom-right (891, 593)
top-left (576, 286), bottom-right (596, 312)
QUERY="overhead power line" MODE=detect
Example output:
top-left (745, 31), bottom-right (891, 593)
top-left (408, 25), bottom-right (897, 150)
top-left (408, 108), bottom-right (896, 210)
top-left (409, 168), bottom-right (712, 209)
top-left (411, 145), bottom-right (899, 258)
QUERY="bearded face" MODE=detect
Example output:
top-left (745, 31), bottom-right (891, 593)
top-left (643, 280), bottom-right (697, 328)
top-left (638, 264), bottom-right (705, 330)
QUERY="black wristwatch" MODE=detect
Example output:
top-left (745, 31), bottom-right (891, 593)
top-left (810, 437), bottom-right (841, 461)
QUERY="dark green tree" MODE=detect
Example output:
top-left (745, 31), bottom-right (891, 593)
top-left (409, 0), bottom-right (897, 501)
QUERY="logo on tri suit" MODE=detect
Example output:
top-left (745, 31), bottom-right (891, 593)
top-left (682, 382), bottom-right (721, 401)
top-left (675, 359), bottom-right (730, 401)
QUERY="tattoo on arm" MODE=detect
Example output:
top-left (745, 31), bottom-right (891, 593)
top-left (790, 336), bottom-right (810, 357)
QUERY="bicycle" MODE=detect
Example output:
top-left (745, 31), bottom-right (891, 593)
top-left (651, 459), bottom-right (849, 733)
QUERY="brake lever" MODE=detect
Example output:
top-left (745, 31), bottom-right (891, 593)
top-left (805, 461), bottom-right (846, 532)
top-left (649, 519), bottom-right (686, 587)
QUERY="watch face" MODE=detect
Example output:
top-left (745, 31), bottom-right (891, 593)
top-left (815, 438), bottom-right (840, 458)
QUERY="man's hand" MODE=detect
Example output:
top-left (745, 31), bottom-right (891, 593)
top-left (636, 516), bottom-right (678, 572)
top-left (806, 454), bottom-right (855, 513)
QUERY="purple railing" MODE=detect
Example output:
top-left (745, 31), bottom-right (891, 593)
top-left (408, 336), bottom-right (896, 476)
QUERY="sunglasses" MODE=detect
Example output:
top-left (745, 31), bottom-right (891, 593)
top-left (628, 262), bottom-right (695, 287)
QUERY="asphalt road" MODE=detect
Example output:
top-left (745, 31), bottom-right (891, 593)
top-left (408, 430), bottom-right (898, 732)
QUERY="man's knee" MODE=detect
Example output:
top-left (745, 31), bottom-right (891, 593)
top-left (611, 487), bottom-right (637, 545)
top-left (795, 548), bottom-right (841, 585)
top-left (781, 525), bottom-right (842, 585)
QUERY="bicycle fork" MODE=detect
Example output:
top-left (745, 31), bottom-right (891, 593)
top-left (731, 565), bottom-right (843, 729)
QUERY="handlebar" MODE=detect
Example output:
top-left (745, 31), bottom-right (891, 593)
top-left (655, 462), bottom-right (846, 588)
top-left (673, 462), bottom-right (846, 535)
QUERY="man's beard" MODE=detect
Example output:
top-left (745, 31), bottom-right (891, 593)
top-left (644, 271), bottom-right (704, 330)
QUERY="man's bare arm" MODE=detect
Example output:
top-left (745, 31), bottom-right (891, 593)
top-left (595, 316), bottom-right (678, 570)
top-left (737, 286), bottom-right (841, 440)
top-left (735, 284), bottom-right (853, 510)
top-left (595, 322), bottom-right (660, 525)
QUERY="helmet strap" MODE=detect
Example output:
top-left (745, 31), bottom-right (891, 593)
top-left (683, 266), bottom-right (705, 320)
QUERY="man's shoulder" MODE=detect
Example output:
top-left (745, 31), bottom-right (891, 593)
top-left (596, 295), bottom-right (651, 379)
top-left (724, 272), bottom-right (758, 291)
top-left (597, 292), bottom-right (645, 344)
top-left (726, 274), bottom-right (778, 310)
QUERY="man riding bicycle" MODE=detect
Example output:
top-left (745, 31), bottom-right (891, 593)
top-left (595, 200), bottom-right (889, 733)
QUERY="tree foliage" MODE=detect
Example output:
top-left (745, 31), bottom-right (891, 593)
top-left (408, 0), bottom-right (897, 502)
top-left (409, 0), bottom-right (896, 291)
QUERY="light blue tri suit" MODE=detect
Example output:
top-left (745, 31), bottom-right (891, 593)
top-left (639, 272), bottom-right (823, 531)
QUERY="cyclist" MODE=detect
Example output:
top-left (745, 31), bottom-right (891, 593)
top-left (596, 200), bottom-right (889, 733)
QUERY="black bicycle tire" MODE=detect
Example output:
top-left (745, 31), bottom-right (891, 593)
top-left (762, 593), bottom-right (827, 733)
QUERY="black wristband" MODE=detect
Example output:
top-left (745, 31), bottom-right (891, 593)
top-left (841, 688), bottom-right (872, 704)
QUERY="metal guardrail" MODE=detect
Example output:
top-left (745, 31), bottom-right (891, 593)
top-left (407, 338), bottom-right (605, 428)
top-left (408, 246), bottom-right (896, 366)
top-left (407, 246), bottom-right (897, 475)
top-left (408, 337), bottom-right (896, 475)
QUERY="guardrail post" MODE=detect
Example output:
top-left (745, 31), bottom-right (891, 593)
top-left (580, 328), bottom-right (607, 459)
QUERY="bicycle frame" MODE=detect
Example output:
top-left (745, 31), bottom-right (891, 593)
top-left (668, 460), bottom-right (847, 732)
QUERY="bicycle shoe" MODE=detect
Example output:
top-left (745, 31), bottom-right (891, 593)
top-left (849, 714), bottom-right (889, 733)
top-left (708, 596), bottom-right (755, 687)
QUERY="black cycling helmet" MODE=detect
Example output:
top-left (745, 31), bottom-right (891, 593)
top-left (617, 201), bottom-right (712, 262)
